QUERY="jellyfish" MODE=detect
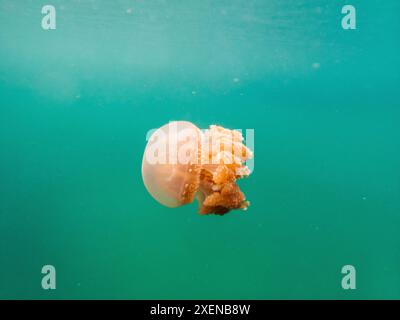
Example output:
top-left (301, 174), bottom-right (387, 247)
top-left (141, 121), bottom-right (253, 215)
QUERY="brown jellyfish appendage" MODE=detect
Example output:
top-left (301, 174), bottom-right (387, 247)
top-left (196, 125), bottom-right (253, 215)
top-left (142, 122), bottom-right (253, 215)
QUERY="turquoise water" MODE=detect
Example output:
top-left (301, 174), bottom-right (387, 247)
top-left (0, 0), bottom-right (399, 299)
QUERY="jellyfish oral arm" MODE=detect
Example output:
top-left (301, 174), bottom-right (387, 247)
top-left (196, 126), bottom-right (253, 215)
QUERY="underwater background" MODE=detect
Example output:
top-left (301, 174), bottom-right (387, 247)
top-left (0, 0), bottom-right (399, 299)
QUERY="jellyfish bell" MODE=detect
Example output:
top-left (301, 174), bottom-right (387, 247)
top-left (141, 121), bottom-right (253, 215)
top-left (142, 121), bottom-right (202, 208)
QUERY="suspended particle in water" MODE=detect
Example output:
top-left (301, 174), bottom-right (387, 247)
top-left (141, 121), bottom-right (253, 215)
top-left (312, 62), bottom-right (320, 69)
